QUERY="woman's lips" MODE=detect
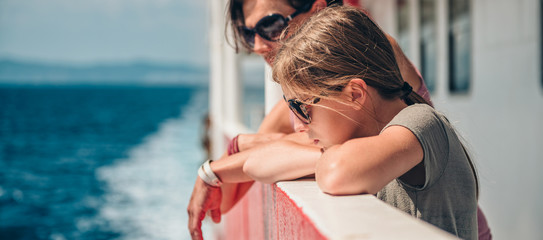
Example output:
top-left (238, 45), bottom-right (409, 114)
top-left (314, 139), bottom-right (320, 145)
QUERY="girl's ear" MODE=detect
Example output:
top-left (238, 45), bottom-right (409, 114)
top-left (343, 78), bottom-right (367, 110)
top-left (309, 0), bottom-right (327, 14)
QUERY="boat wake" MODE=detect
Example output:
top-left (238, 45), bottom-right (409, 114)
top-left (81, 89), bottom-right (208, 240)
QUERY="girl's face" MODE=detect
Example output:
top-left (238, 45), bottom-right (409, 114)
top-left (287, 95), bottom-right (362, 148)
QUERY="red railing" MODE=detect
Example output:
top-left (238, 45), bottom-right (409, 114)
top-left (223, 182), bottom-right (326, 240)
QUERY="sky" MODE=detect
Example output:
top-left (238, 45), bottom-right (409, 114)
top-left (0, 0), bottom-right (209, 66)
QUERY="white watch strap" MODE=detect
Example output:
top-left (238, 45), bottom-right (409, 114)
top-left (198, 159), bottom-right (222, 187)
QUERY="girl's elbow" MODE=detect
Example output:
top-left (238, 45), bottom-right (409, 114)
top-left (315, 157), bottom-right (345, 193)
top-left (316, 170), bottom-right (379, 196)
top-left (318, 176), bottom-right (377, 195)
top-left (317, 172), bottom-right (345, 195)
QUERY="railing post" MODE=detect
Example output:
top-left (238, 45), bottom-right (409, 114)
top-left (223, 23), bottom-right (241, 130)
top-left (209, 0), bottom-right (227, 159)
top-left (264, 64), bottom-right (282, 115)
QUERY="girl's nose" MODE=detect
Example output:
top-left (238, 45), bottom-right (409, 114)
top-left (293, 114), bottom-right (310, 132)
top-left (252, 35), bottom-right (272, 56)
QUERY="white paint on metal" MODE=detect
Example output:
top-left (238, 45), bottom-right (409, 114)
top-left (208, 0), bottom-right (226, 159)
top-left (264, 64), bottom-right (283, 115)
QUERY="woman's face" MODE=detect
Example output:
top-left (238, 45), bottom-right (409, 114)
top-left (287, 95), bottom-right (362, 148)
top-left (242, 0), bottom-right (313, 65)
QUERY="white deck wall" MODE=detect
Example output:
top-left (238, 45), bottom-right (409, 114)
top-left (362, 0), bottom-right (543, 239)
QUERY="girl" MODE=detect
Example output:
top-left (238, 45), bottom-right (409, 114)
top-left (273, 6), bottom-right (478, 239)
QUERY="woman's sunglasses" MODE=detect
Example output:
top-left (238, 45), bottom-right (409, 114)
top-left (240, 3), bottom-right (312, 48)
top-left (284, 95), bottom-right (321, 124)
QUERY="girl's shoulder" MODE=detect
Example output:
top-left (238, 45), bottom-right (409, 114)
top-left (395, 103), bottom-right (439, 117)
top-left (383, 104), bottom-right (449, 137)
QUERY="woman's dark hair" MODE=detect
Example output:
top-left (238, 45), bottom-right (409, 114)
top-left (227, 0), bottom-right (343, 52)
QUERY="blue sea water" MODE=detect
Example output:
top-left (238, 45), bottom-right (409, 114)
top-left (0, 85), bottom-right (209, 240)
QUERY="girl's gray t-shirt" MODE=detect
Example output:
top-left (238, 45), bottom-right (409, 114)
top-left (377, 104), bottom-right (477, 240)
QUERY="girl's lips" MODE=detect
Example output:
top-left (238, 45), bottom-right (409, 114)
top-left (314, 139), bottom-right (320, 145)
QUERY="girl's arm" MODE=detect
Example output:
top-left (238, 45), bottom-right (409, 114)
top-left (316, 125), bottom-right (424, 195)
top-left (387, 34), bottom-right (422, 92)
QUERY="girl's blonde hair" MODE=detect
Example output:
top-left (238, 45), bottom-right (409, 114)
top-left (273, 5), bottom-right (429, 106)
top-left (273, 6), bottom-right (479, 198)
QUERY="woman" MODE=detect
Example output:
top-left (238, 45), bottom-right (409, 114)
top-left (272, 5), bottom-right (478, 239)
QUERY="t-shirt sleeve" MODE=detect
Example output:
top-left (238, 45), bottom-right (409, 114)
top-left (383, 105), bottom-right (449, 190)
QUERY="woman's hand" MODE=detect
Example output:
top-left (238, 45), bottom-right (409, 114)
top-left (187, 177), bottom-right (222, 240)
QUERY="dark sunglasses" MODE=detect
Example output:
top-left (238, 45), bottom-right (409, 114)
top-left (240, 3), bottom-right (312, 48)
top-left (284, 95), bottom-right (321, 124)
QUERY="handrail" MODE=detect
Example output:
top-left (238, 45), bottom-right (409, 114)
top-left (277, 180), bottom-right (457, 239)
top-left (223, 180), bottom-right (458, 240)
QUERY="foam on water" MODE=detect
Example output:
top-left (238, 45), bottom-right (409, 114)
top-left (88, 89), bottom-right (208, 240)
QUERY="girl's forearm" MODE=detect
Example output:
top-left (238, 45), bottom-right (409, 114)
top-left (243, 139), bottom-right (321, 183)
top-left (316, 127), bottom-right (423, 195)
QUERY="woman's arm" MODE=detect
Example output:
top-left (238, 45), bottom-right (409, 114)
top-left (316, 125), bottom-right (424, 195)
top-left (213, 131), bottom-right (319, 193)
top-left (243, 132), bottom-right (321, 183)
top-left (190, 132), bottom-right (320, 215)
top-left (199, 100), bottom-right (308, 213)
top-left (211, 149), bottom-right (257, 183)
top-left (188, 133), bottom-right (321, 238)
top-left (189, 97), bottom-right (319, 238)
top-left (257, 100), bottom-right (295, 134)
top-left (386, 34), bottom-right (422, 92)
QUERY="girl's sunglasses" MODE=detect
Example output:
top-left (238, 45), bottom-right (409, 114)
top-left (240, 3), bottom-right (312, 48)
top-left (284, 95), bottom-right (321, 124)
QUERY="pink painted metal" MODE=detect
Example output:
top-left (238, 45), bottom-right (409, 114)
top-left (223, 182), bottom-right (326, 240)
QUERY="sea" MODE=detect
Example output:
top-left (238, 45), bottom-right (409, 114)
top-left (0, 85), bottom-right (216, 240)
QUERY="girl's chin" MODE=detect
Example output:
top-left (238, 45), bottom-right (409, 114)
top-left (316, 140), bottom-right (335, 149)
top-left (314, 139), bottom-right (329, 148)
